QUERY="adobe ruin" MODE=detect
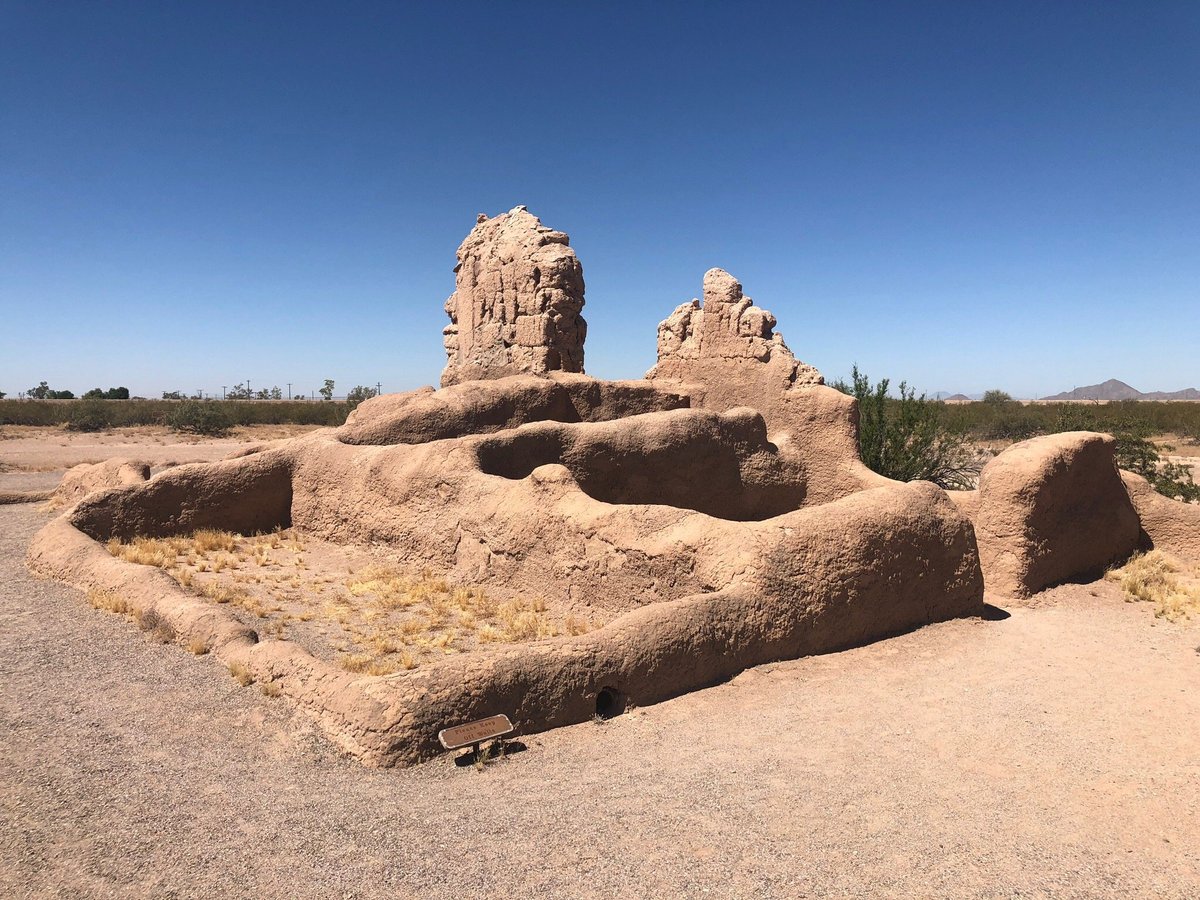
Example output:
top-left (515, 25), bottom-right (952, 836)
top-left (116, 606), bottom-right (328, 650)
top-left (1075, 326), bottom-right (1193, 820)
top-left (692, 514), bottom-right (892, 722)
top-left (26, 207), bottom-right (1200, 767)
top-left (441, 207), bottom-right (586, 386)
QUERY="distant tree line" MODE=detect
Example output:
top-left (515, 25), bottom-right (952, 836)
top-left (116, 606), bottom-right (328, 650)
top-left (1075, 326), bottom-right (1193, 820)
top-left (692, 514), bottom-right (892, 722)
top-left (26, 381), bottom-right (77, 400)
top-left (0, 398), bottom-right (357, 432)
top-left (0, 379), bottom-right (384, 436)
top-left (83, 386), bottom-right (130, 400)
top-left (4, 379), bottom-right (382, 404)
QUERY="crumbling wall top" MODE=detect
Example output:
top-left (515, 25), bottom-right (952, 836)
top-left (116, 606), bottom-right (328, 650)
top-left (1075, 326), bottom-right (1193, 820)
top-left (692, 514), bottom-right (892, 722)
top-left (441, 206), bottom-right (587, 387)
top-left (646, 267), bottom-right (823, 390)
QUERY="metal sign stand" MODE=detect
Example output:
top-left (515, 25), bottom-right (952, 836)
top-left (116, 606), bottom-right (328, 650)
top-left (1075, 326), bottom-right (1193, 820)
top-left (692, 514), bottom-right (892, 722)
top-left (438, 714), bottom-right (515, 768)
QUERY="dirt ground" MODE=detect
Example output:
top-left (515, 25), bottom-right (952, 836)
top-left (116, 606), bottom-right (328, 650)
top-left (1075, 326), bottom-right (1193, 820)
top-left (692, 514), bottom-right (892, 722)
top-left (0, 424), bottom-right (318, 473)
top-left (3, 432), bottom-right (1200, 898)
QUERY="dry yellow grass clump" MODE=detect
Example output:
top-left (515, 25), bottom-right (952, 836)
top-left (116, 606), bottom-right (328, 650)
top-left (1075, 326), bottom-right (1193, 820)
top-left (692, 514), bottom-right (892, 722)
top-left (345, 566), bottom-right (590, 640)
top-left (103, 529), bottom-right (599, 676)
top-left (87, 587), bottom-right (132, 616)
top-left (227, 661), bottom-right (254, 686)
top-left (105, 528), bottom-right (295, 620)
top-left (1106, 550), bottom-right (1200, 622)
top-left (338, 650), bottom-right (417, 677)
top-left (107, 528), bottom-right (237, 567)
top-left (333, 567), bottom-right (597, 676)
top-left (86, 588), bottom-right (176, 642)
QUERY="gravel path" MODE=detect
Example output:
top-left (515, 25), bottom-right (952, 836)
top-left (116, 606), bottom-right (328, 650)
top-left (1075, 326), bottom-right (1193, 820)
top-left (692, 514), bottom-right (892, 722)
top-left (3, 502), bottom-right (1199, 898)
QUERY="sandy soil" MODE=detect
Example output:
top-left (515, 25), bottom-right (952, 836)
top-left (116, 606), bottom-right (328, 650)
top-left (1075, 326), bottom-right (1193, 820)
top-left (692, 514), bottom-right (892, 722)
top-left (1151, 435), bottom-right (1200, 482)
top-left (3, 498), bottom-right (1200, 898)
top-left (1152, 435), bottom-right (1200, 458)
top-left (0, 424), bottom-right (319, 473)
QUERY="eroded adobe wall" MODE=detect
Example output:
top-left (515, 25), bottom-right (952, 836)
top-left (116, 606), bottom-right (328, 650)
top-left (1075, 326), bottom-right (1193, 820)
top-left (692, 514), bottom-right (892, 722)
top-left (348, 479), bottom-right (984, 766)
top-left (338, 373), bottom-right (690, 446)
top-left (441, 207), bottom-right (587, 386)
top-left (647, 268), bottom-right (892, 505)
top-left (971, 432), bottom-right (1142, 598)
top-left (69, 450), bottom-right (294, 543)
top-left (30, 470), bottom-right (983, 768)
top-left (49, 458), bottom-right (151, 510)
top-left (648, 268), bottom-right (823, 392)
top-left (1121, 470), bottom-right (1200, 559)
top-left (474, 406), bottom-right (808, 520)
top-left (295, 408), bottom-right (808, 613)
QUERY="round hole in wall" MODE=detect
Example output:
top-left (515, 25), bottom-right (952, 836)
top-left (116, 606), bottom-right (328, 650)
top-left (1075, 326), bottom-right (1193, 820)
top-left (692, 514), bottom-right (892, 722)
top-left (595, 686), bottom-right (625, 719)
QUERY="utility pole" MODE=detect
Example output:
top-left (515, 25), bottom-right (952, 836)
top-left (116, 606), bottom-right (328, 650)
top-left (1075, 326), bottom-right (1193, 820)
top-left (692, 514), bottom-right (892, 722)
top-left (287, 382), bottom-right (292, 400)
top-left (376, 382), bottom-right (382, 396)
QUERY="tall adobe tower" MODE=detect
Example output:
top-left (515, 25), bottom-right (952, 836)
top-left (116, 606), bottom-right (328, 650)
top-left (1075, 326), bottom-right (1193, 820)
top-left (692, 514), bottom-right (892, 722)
top-left (441, 206), bottom-right (587, 387)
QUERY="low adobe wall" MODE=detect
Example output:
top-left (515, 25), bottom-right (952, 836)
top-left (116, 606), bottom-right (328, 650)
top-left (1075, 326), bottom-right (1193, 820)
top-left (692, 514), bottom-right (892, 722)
top-left (49, 459), bottom-right (151, 510)
top-left (27, 473), bottom-right (983, 768)
top-left (962, 433), bottom-right (1143, 598)
top-left (1121, 470), bottom-right (1200, 559)
top-left (69, 450), bottom-right (294, 543)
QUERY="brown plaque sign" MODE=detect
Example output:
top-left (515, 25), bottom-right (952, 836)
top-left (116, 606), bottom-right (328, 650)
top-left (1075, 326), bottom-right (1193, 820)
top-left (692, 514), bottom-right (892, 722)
top-left (438, 714), bottom-right (514, 750)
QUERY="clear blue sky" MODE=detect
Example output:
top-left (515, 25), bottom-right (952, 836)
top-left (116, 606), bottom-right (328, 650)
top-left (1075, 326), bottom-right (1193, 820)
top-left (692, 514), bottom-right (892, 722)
top-left (2, 1), bottom-right (1197, 399)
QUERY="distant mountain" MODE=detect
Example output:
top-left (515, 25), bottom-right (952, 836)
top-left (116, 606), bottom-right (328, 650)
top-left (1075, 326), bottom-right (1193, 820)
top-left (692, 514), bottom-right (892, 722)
top-left (1041, 379), bottom-right (1143, 401)
top-left (1039, 379), bottom-right (1200, 402)
top-left (933, 391), bottom-right (985, 401)
top-left (1142, 388), bottom-right (1200, 401)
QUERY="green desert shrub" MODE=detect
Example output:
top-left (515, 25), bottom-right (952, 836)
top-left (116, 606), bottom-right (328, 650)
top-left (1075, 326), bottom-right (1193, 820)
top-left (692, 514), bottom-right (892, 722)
top-left (1152, 460), bottom-right (1200, 504)
top-left (833, 366), bottom-right (980, 490)
top-left (981, 389), bottom-right (1014, 405)
top-left (972, 405), bottom-right (1043, 441)
top-left (166, 400), bottom-right (232, 436)
top-left (345, 384), bottom-right (379, 411)
top-left (65, 398), bottom-right (112, 432)
top-left (1114, 426), bottom-right (1200, 503)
